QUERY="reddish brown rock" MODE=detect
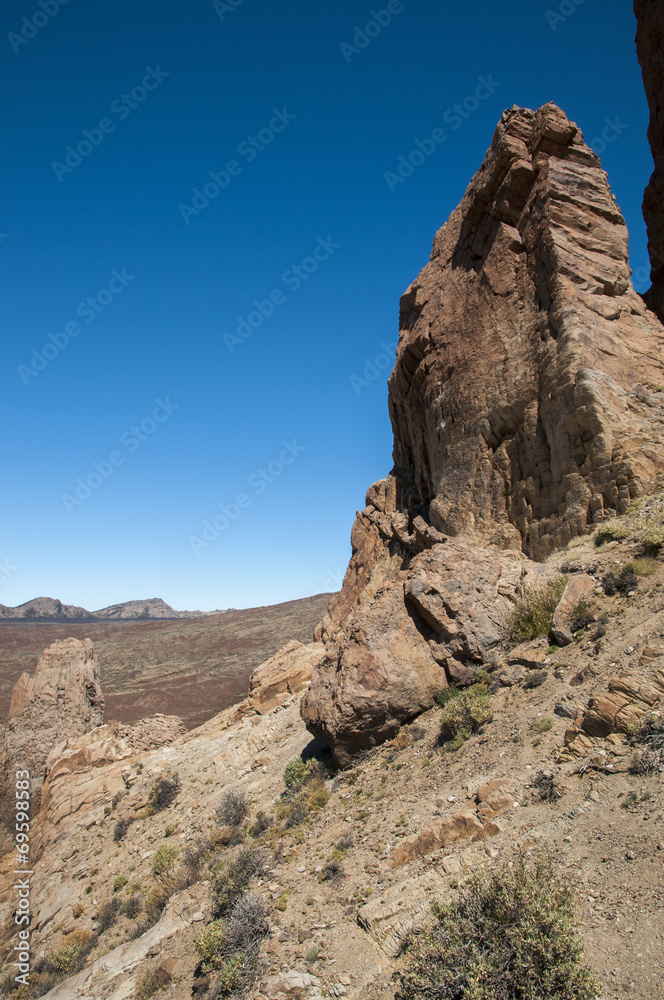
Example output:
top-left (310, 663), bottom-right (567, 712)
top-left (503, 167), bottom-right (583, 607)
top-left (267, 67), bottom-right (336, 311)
top-left (247, 639), bottom-right (325, 714)
top-left (0, 638), bottom-right (104, 835)
top-left (551, 572), bottom-right (596, 645)
top-left (390, 808), bottom-right (496, 867)
top-left (635, 0), bottom-right (664, 321)
top-left (564, 669), bottom-right (664, 753)
top-left (305, 102), bottom-right (664, 766)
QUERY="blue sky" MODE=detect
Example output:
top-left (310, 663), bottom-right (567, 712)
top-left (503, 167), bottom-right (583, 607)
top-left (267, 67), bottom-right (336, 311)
top-left (0, 0), bottom-right (653, 612)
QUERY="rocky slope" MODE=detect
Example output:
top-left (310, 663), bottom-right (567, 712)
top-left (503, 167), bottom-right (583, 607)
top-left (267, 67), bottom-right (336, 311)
top-left (302, 101), bottom-right (664, 766)
top-left (635, 0), bottom-right (664, 322)
top-left (0, 508), bottom-right (662, 1000)
top-left (0, 599), bottom-right (94, 621)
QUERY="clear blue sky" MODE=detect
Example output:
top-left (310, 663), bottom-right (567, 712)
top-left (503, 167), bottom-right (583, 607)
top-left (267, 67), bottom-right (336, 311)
top-left (0, 0), bottom-right (652, 612)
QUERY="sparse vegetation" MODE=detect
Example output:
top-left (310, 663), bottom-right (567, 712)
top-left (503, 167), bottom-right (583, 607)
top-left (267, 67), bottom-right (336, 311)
top-left (631, 557), bottom-right (658, 576)
top-left (113, 816), bottom-right (133, 842)
top-left (602, 565), bottom-right (638, 596)
top-left (593, 522), bottom-right (631, 546)
top-left (533, 770), bottom-right (561, 803)
top-left (439, 683), bottom-right (491, 747)
top-left (147, 772), bottom-right (180, 815)
top-left (533, 717), bottom-right (553, 733)
top-left (133, 968), bottom-right (164, 999)
top-left (113, 875), bottom-right (128, 892)
top-left (394, 856), bottom-right (600, 1000)
top-left (569, 598), bottom-right (595, 634)
top-left (214, 787), bottom-right (249, 828)
top-left (283, 757), bottom-right (309, 790)
top-left (435, 683), bottom-right (459, 708)
top-left (210, 847), bottom-right (266, 920)
top-left (628, 715), bottom-right (664, 774)
top-left (509, 578), bottom-right (566, 642)
top-left (641, 524), bottom-right (664, 555)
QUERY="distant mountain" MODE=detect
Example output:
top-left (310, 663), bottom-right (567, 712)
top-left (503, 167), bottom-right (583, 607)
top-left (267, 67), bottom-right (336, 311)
top-left (0, 596), bottom-right (226, 621)
top-left (0, 597), bottom-right (94, 620)
top-left (92, 598), bottom-right (227, 620)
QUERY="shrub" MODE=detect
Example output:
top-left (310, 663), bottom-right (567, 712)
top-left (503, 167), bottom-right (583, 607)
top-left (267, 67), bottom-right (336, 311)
top-left (394, 856), bottom-right (600, 1000)
top-left (569, 598), bottom-right (594, 634)
top-left (147, 772), bottom-right (180, 814)
top-left (641, 525), bottom-right (664, 555)
top-left (533, 770), bottom-right (561, 803)
top-left (114, 816), bottom-right (133, 842)
top-left (602, 565), bottom-right (638, 596)
top-left (196, 892), bottom-right (269, 998)
top-left (113, 875), bottom-right (128, 892)
top-left (435, 683), bottom-right (459, 708)
top-left (440, 684), bottom-right (491, 744)
top-left (214, 787), bottom-right (248, 827)
top-left (320, 861), bottom-right (344, 882)
top-left (151, 844), bottom-right (179, 882)
top-left (593, 522), bottom-right (631, 546)
top-left (283, 758), bottom-right (309, 791)
top-left (306, 945), bottom-right (320, 964)
top-left (210, 848), bottom-right (266, 919)
top-left (631, 557), bottom-right (658, 576)
top-left (133, 968), bottom-right (163, 1000)
top-left (164, 823), bottom-right (176, 837)
top-left (533, 717), bottom-right (553, 734)
top-left (123, 894), bottom-right (142, 920)
top-left (181, 835), bottom-right (212, 873)
top-left (97, 897), bottom-right (122, 933)
top-left (337, 830), bottom-right (354, 851)
top-left (509, 578), bottom-right (566, 642)
top-left (144, 884), bottom-right (171, 926)
top-left (628, 715), bottom-right (664, 775)
top-left (249, 810), bottom-right (273, 838)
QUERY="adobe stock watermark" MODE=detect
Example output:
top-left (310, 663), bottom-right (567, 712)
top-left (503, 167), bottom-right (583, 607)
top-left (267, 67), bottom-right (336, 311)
top-left (8, 0), bottom-right (71, 54)
top-left (61, 397), bottom-right (178, 513)
top-left (18, 268), bottom-right (135, 385)
top-left (189, 440), bottom-right (305, 554)
top-left (0, 558), bottom-right (18, 585)
top-left (545, 0), bottom-right (589, 30)
top-left (223, 236), bottom-right (340, 352)
top-left (350, 342), bottom-right (394, 394)
top-left (179, 107), bottom-right (296, 224)
top-left (384, 75), bottom-right (501, 192)
top-left (51, 66), bottom-right (169, 182)
top-left (586, 115), bottom-right (628, 156)
top-left (212, 0), bottom-right (246, 21)
top-left (340, 1), bottom-right (415, 63)
top-left (13, 769), bottom-right (32, 988)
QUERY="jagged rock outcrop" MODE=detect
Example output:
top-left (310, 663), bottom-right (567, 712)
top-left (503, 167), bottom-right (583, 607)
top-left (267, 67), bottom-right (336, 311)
top-left (635, 0), bottom-right (664, 322)
top-left (247, 639), bottom-right (326, 714)
top-left (0, 638), bottom-right (104, 828)
top-left (304, 102), bottom-right (664, 765)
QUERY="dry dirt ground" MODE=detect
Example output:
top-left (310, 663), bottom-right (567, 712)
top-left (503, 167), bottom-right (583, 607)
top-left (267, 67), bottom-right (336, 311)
top-left (1, 506), bottom-right (664, 999)
top-left (0, 595), bottom-right (332, 729)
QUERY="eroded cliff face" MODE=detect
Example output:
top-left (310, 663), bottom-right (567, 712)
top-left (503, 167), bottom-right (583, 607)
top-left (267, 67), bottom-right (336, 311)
top-left (304, 103), bottom-right (664, 765)
top-left (0, 638), bottom-right (104, 843)
top-left (635, 0), bottom-right (664, 322)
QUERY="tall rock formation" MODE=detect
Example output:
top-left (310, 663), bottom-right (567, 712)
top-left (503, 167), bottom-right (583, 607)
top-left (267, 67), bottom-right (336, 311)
top-left (635, 0), bottom-right (664, 322)
top-left (303, 103), bottom-right (664, 765)
top-left (0, 638), bottom-right (104, 837)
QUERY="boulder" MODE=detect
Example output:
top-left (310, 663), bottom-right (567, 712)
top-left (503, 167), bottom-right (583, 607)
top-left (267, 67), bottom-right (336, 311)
top-left (247, 639), bottom-right (326, 713)
top-left (551, 572), bottom-right (596, 645)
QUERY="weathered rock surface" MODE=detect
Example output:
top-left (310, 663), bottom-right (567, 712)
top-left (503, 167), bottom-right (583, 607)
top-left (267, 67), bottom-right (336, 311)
top-left (247, 639), bottom-right (325, 714)
top-left (0, 638), bottom-right (104, 833)
top-left (305, 102), bottom-right (664, 765)
top-left (551, 572), bottom-right (596, 645)
top-left (563, 667), bottom-right (664, 756)
top-left (635, 0), bottom-right (664, 321)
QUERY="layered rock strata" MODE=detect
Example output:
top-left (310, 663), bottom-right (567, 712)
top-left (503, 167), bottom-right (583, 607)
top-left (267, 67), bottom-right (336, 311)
top-left (304, 103), bottom-right (664, 765)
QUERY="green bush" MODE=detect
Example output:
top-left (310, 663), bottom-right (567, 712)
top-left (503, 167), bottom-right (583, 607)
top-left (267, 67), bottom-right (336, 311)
top-left (509, 578), bottom-right (565, 642)
top-left (211, 848), bottom-right (265, 919)
top-left (283, 758), bottom-right (309, 790)
top-left (593, 522), bottom-right (631, 546)
top-left (641, 525), bottom-right (664, 555)
top-left (435, 683), bottom-right (459, 708)
top-left (113, 875), bottom-right (128, 893)
top-left (440, 684), bottom-right (491, 745)
top-left (151, 844), bottom-right (179, 881)
top-left (133, 968), bottom-right (163, 1000)
top-left (394, 856), bottom-right (600, 1000)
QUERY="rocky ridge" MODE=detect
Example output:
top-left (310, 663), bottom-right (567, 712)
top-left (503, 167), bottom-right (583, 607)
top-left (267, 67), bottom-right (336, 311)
top-left (302, 101), bottom-right (664, 766)
top-left (0, 597), bottom-right (226, 621)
